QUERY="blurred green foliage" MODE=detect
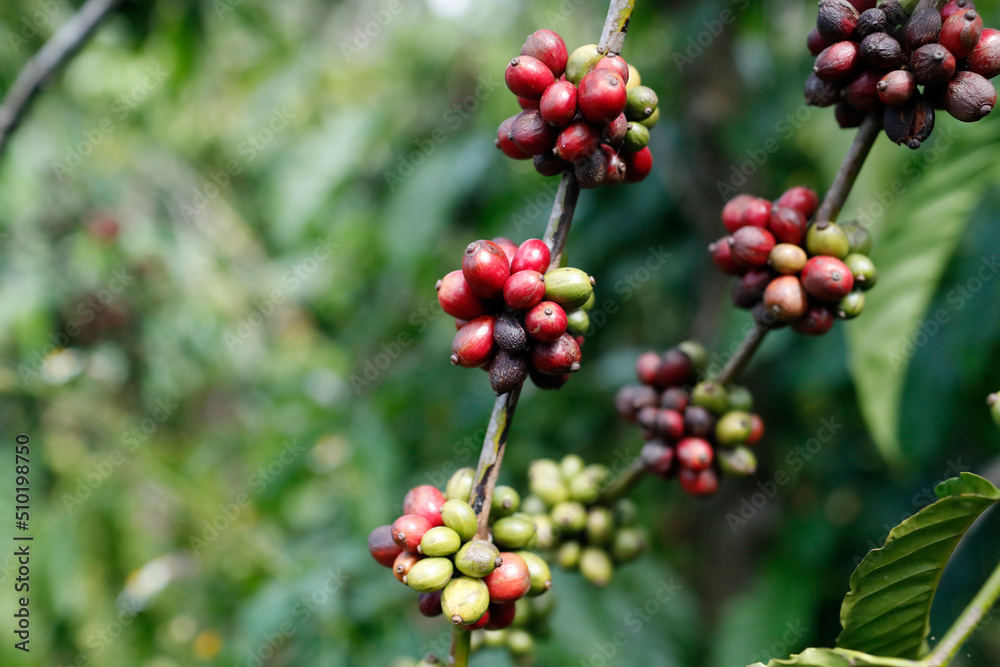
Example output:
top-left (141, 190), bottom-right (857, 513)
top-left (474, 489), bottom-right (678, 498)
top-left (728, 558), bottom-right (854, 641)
top-left (0, 0), bottom-right (998, 666)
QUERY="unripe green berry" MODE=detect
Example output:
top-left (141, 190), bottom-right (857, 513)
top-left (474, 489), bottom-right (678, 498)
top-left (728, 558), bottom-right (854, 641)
top-left (610, 526), bottom-right (648, 564)
top-left (529, 469), bottom-right (569, 507)
top-left (506, 629), bottom-right (535, 659)
top-left (841, 221), bottom-right (873, 254)
top-left (531, 514), bottom-right (560, 550)
top-left (726, 385), bottom-right (754, 412)
top-left (625, 85), bottom-right (658, 122)
top-left (717, 446), bottom-right (758, 478)
top-left (544, 267), bottom-right (595, 310)
top-left (515, 551), bottom-right (553, 596)
top-left (455, 539), bottom-right (502, 578)
top-left (639, 106), bottom-right (660, 128)
top-left (419, 526), bottom-right (462, 557)
top-left (483, 630), bottom-right (508, 648)
top-left (566, 309), bottom-right (590, 336)
top-left (569, 464), bottom-right (610, 504)
top-left (838, 290), bottom-right (866, 319)
top-left (988, 393), bottom-right (1000, 427)
top-left (446, 467), bottom-right (476, 501)
top-left (441, 499), bottom-right (477, 542)
top-left (613, 498), bottom-right (638, 527)
top-left (579, 547), bottom-right (614, 586)
top-left (844, 253), bottom-right (878, 290)
top-left (557, 540), bottom-right (582, 569)
top-left (521, 495), bottom-right (547, 515)
top-left (623, 122), bottom-right (650, 153)
top-left (806, 221), bottom-right (851, 259)
top-left (691, 380), bottom-right (729, 415)
top-left (550, 500), bottom-right (587, 532)
top-left (491, 485), bottom-right (521, 519)
top-left (529, 590), bottom-right (556, 618)
top-left (565, 44), bottom-right (602, 84)
top-left (581, 291), bottom-right (596, 312)
top-left (559, 454), bottom-right (585, 480)
top-left (678, 340), bottom-right (708, 371)
top-left (586, 506), bottom-right (615, 546)
top-left (406, 557), bottom-right (454, 592)
top-left (715, 410), bottom-right (753, 446)
top-left (492, 516), bottom-right (536, 550)
top-left (441, 576), bottom-right (490, 625)
top-left (512, 597), bottom-right (533, 628)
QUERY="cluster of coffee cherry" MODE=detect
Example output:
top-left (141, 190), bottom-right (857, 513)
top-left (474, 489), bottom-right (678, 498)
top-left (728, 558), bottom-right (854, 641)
top-left (807, 0), bottom-right (999, 147)
top-left (709, 187), bottom-right (876, 335)
top-left (367, 481), bottom-right (552, 633)
top-left (522, 455), bottom-right (648, 585)
top-left (496, 29), bottom-right (660, 187)
top-left (437, 237), bottom-right (595, 394)
top-left (616, 342), bottom-right (763, 497)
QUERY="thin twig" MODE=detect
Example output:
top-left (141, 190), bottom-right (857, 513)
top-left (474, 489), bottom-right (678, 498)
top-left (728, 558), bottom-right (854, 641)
top-left (469, 388), bottom-right (521, 539)
top-left (598, 0), bottom-right (636, 55)
top-left (925, 558), bottom-right (1000, 667)
top-left (448, 626), bottom-right (472, 667)
top-left (714, 321), bottom-right (770, 387)
top-left (598, 456), bottom-right (646, 505)
top-left (814, 111), bottom-right (882, 225)
top-left (0, 0), bottom-right (121, 161)
top-left (542, 172), bottom-right (581, 272)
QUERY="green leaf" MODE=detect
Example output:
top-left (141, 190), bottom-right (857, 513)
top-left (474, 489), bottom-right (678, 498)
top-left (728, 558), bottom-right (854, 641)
top-left (835, 473), bottom-right (1000, 658)
top-left (752, 647), bottom-right (922, 666)
top-left (846, 133), bottom-right (1000, 464)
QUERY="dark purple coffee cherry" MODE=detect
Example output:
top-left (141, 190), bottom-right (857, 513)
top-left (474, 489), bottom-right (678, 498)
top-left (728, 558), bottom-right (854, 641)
top-left (944, 71), bottom-right (996, 122)
top-left (856, 8), bottom-right (888, 38)
top-left (877, 70), bottom-right (916, 106)
top-left (616, 384), bottom-right (658, 421)
top-left (845, 69), bottom-right (884, 111)
top-left (903, 8), bottom-right (942, 51)
top-left (883, 92), bottom-right (936, 148)
top-left (859, 33), bottom-right (902, 69)
top-left (805, 72), bottom-right (842, 107)
top-left (490, 350), bottom-right (529, 395)
top-left (835, 101), bottom-right (867, 128)
top-left (509, 110), bottom-right (558, 156)
top-left (573, 146), bottom-right (608, 189)
top-left (808, 27), bottom-right (833, 56)
top-left (817, 0), bottom-right (860, 43)
top-left (910, 44), bottom-right (957, 87)
top-left (683, 405), bottom-right (716, 439)
top-left (815, 41), bottom-right (861, 82)
top-left (533, 152), bottom-right (571, 177)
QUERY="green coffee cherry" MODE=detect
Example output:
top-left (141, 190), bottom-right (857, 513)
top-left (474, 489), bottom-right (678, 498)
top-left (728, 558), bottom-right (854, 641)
top-left (610, 526), bottom-right (648, 564)
top-left (579, 547), bottom-right (614, 586)
top-left (544, 267), bottom-right (595, 310)
top-left (623, 122), bottom-right (650, 153)
top-left (692, 381), bottom-right (729, 415)
top-left (441, 576), bottom-right (490, 625)
top-left (521, 495), bottom-right (547, 516)
top-left (512, 597), bottom-right (533, 628)
top-left (569, 464), bottom-right (609, 504)
top-left (639, 106), bottom-right (660, 128)
top-left (715, 410), bottom-right (753, 446)
top-left (418, 526), bottom-right (462, 557)
top-left (483, 630), bottom-right (508, 648)
top-left (841, 221), bottom-right (873, 255)
top-left (988, 393), bottom-right (1000, 428)
top-left (613, 498), bottom-right (638, 527)
top-left (441, 499), bottom-right (477, 541)
top-left (586, 507), bottom-right (615, 546)
top-left (529, 460), bottom-right (569, 506)
top-left (492, 516), bottom-right (536, 549)
top-left (838, 290), bottom-right (865, 319)
top-left (678, 340), bottom-right (708, 371)
top-left (406, 557), bottom-right (454, 592)
top-left (557, 540), bottom-right (582, 569)
top-left (717, 446), bottom-right (758, 478)
top-left (446, 467), bottom-right (475, 501)
top-left (559, 454), bottom-right (585, 480)
top-left (551, 500), bottom-right (587, 532)
top-left (491, 485), bottom-right (521, 519)
top-left (455, 539), bottom-right (502, 577)
top-left (726, 385), bottom-right (754, 412)
top-left (844, 253), bottom-right (877, 290)
top-left (416, 658), bottom-right (440, 667)
top-left (625, 85), bottom-right (658, 122)
top-left (806, 221), bottom-right (850, 259)
top-left (566, 309), bottom-right (590, 336)
top-left (532, 514), bottom-right (560, 551)
top-left (581, 291), bottom-right (596, 312)
top-left (565, 44), bottom-right (602, 84)
top-left (506, 629), bottom-right (535, 659)
top-left (515, 551), bottom-right (553, 596)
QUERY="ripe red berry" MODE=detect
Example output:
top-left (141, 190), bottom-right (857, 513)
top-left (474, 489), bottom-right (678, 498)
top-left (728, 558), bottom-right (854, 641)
top-left (846, 0), bottom-right (876, 13)
top-left (817, 0), bottom-right (860, 43)
top-left (764, 275), bottom-right (810, 322)
top-left (654, 348), bottom-right (694, 388)
top-left (578, 70), bottom-right (628, 124)
top-left (845, 68), bottom-right (884, 111)
top-left (710, 237), bottom-right (742, 275)
top-left (807, 26), bottom-right (832, 56)
top-left (814, 41), bottom-right (861, 82)
top-left (525, 301), bottom-right (568, 342)
top-left (554, 121), bottom-right (599, 162)
top-left (910, 43), bottom-right (957, 87)
top-left (603, 145), bottom-right (627, 186)
top-left (742, 197), bottom-right (773, 228)
top-left (967, 28), bottom-right (1000, 79)
top-left (368, 525), bottom-right (403, 567)
top-left (623, 146), bottom-right (653, 183)
top-left (509, 110), bottom-right (559, 156)
top-left (517, 96), bottom-right (540, 110)
top-left (678, 467), bottom-right (719, 496)
top-left (511, 238), bottom-right (552, 274)
top-left (776, 186), bottom-right (819, 219)
top-left (529, 332), bottom-right (582, 375)
top-left (492, 237), bottom-right (518, 263)
top-left (657, 409), bottom-right (685, 441)
top-left (944, 71), bottom-right (996, 122)
top-left (635, 351), bottom-right (661, 385)
top-left (529, 367), bottom-right (571, 390)
top-left (939, 9), bottom-right (983, 59)
top-left (593, 54), bottom-right (630, 83)
top-left (676, 437), bottom-right (714, 471)
top-left (768, 206), bottom-right (808, 245)
top-left (451, 316), bottom-right (497, 368)
top-left (730, 226), bottom-right (776, 268)
top-left (722, 194), bottom-right (755, 232)
top-left (505, 56), bottom-right (556, 99)
top-left (794, 305), bottom-right (836, 335)
top-left (463, 240), bottom-right (511, 298)
top-left (539, 80), bottom-right (578, 127)
top-left (503, 270), bottom-right (546, 310)
top-left (941, 0), bottom-right (975, 21)
top-left (437, 270), bottom-right (488, 320)
top-left (641, 440), bottom-right (675, 476)
top-left (403, 485), bottom-right (447, 528)
top-left (484, 553), bottom-right (531, 602)
top-left (801, 256), bottom-right (855, 301)
top-left (392, 514), bottom-right (434, 553)
top-left (486, 602), bottom-right (517, 630)
top-left (877, 70), bottom-right (916, 106)
top-left (835, 100), bottom-right (867, 128)
top-left (496, 115), bottom-right (531, 160)
top-left (746, 413), bottom-right (765, 446)
top-left (602, 113), bottom-right (629, 148)
top-left (521, 29), bottom-right (569, 78)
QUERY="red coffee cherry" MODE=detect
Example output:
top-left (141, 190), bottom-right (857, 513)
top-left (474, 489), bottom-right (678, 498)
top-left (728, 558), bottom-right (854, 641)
top-left (392, 514), bottom-right (434, 553)
top-left (941, 0), bottom-right (976, 21)
top-left (496, 115), bottom-right (531, 160)
top-left (801, 256), bottom-right (855, 301)
top-left (764, 275), bottom-right (810, 322)
top-left (794, 304), bottom-right (836, 335)
top-left (746, 413), bottom-right (765, 445)
top-left (676, 437), bottom-right (714, 471)
top-left (730, 226), bottom-right (776, 268)
top-left (511, 238), bottom-right (552, 274)
top-left (944, 71), bottom-right (996, 122)
top-left (484, 553), bottom-right (531, 602)
top-left (877, 70), bottom-right (916, 106)
top-left (815, 41), bottom-right (861, 82)
top-left (635, 351), bottom-right (661, 385)
top-left (967, 28), bottom-right (1000, 79)
top-left (732, 268), bottom-right (773, 309)
top-left (817, 0), bottom-right (860, 43)
top-left (529, 367), bottom-right (571, 390)
top-left (678, 467), bottom-right (719, 496)
top-left (403, 485), bottom-right (446, 528)
top-left (554, 121), bottom-right (600, 162)
top-left (393, 551), bottom-right (420, 583)
top-left (768, 206), bottom-right (808, 245)
top-left (654, 348), bottom-right (695, 388)
top-left (505, 56), bottom-right (556, 99)
top-left (503, 270), bottom-right (546, 310)
top-left (641, 440), bottom-right (675, 476)
top-left (463, 240), bottom-right (511, 298)
top-left (521, 29), bottom-right (569, 78)
top-left (846, 0), bottom-right (876, 13)
top-left (529, 332), bottom-right (582, 375)
top-left (525, 301), bottom-right (568, 342)
top-left (492, 237), bottom-right (518, 263)
top-left (539, 80), bottom-right (578, 127)
top-left (775, 186), bottom-right (819, 219)
top-left (485, 602), bottom-right (517, 630)
top-left (509, 110), bottom-right (559, 156)
top-left (742, 197), bottom-right (773, 228)
top-left (577, 70), bottom-right (628, 124)
top-left (437, 270), bottom-right (488, 320)
top-left (533, 152), bottom-right (571, 177)
top-left (722, 194), bottom-right (756, 232)
top-left (657, 409), bottom-right (685, 441)
top-left (602, 113), bottom-right (629, 148)
top-left (939, 9), bottom-right (983, 59)
top-left (807, 26), bottom-right (833, 56)
top-left (845, 68), bottom-right (884, 111)
top-left (451, 316), bottom-right (497, 368)
top-left (835, 100), bottom-right (867, 128)
top-left (603, 144), bottom-right (627, 186)
top-left (369, 525), bottom-right (403, 567)
top-left (623, 147), bottom-right (653, 183)
top-left (910, 43), bottom-right (957, 87)
top-left (595, 54), bottom-right (630, 82)
top-left (710, 236), bottom-right (742, 275)
top-left (517, 96), bottom-right (540, 110)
